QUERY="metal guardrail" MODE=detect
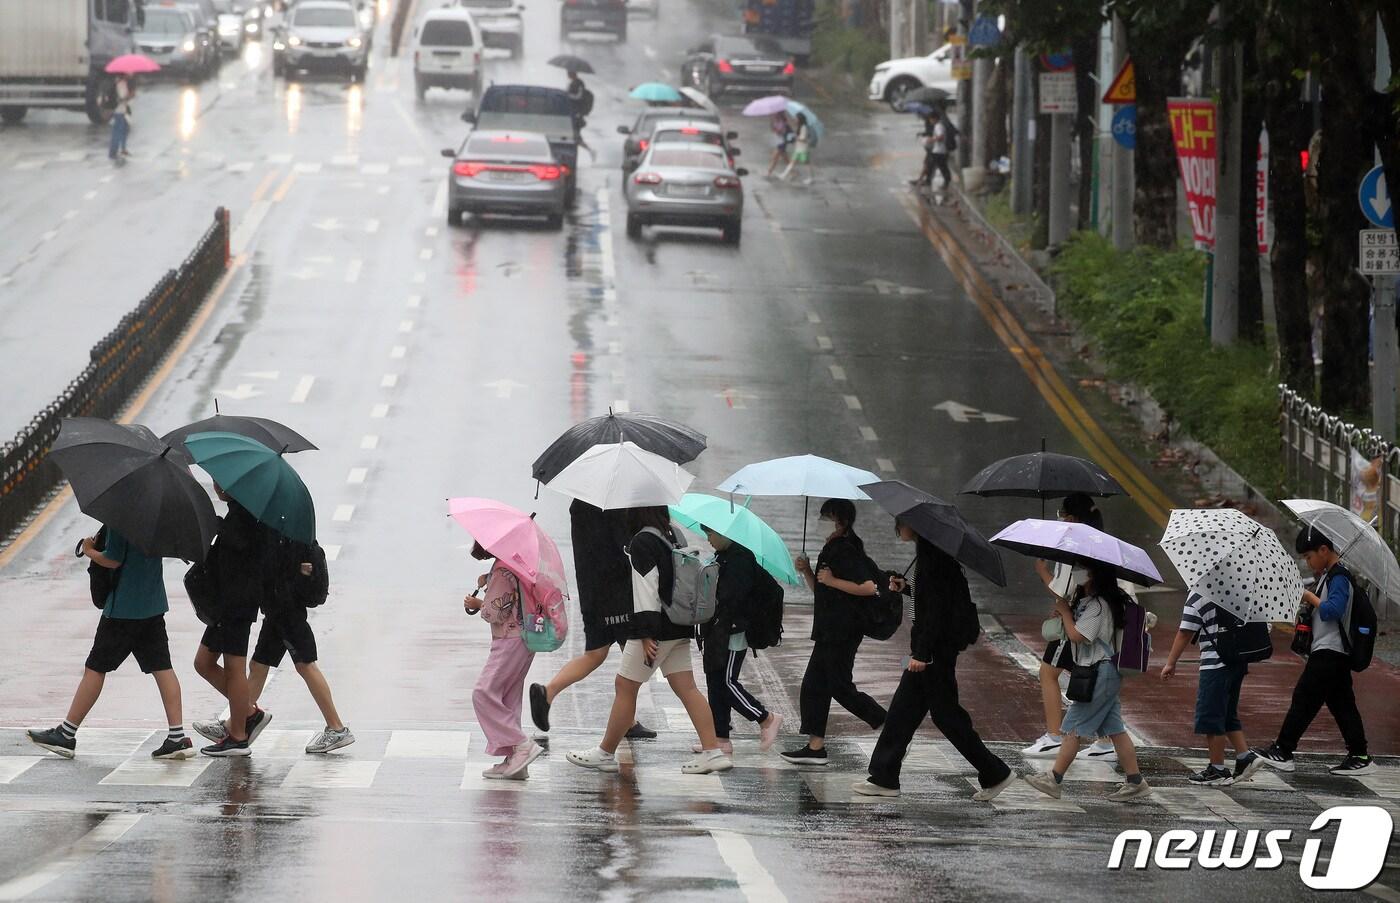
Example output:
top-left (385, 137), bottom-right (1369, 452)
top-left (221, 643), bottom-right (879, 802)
top-left (943, 186), bottom-right (1056, 316)
top-left (0, 208), bottom-right (230, 545)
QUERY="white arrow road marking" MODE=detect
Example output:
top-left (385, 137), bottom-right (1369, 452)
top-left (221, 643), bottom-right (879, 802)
top-left (864, 278), bottom-right (927, 296)
top-left (214, 384), bottom-right (262, 401)
top-left (483, 379), bottom-right (527, 399)
top-left (289, 376), bottom-right (315, 404)
top-left (934, 400), bottom-right (1017, 423)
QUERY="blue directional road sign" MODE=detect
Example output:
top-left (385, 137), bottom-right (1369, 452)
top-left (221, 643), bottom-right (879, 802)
top-left (968, 15), bottom-right (1001, 47)
top-left (1359, 165), bottom-right (1393, 229)
top-left (1111, 105), bottom-right (1136, 150)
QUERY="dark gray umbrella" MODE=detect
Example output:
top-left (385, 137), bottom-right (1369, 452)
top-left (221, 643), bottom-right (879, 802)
top-left (860, 480), bottom-right (1007, 586)
top-left (532, 411), bottom-right (706, 485)
top-left (898, 86), bottom-right (951, 110)
top-left (548, 54), bottom-right (594, 74)
top-left (161, 412), bottom-right (316, 464)
top-left (960, 452), bottom-right (1126, 500)
top-left (48, 417), bottom-right (217, 562)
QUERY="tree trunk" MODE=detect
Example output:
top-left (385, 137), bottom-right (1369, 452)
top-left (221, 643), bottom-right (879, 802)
top-left (1127, 27), bottom-right (1191, 248)
top-left (1033, 110), bottom-right (1051, 249)
top-left (1073, 32), bottom-right (1098, 231)
top-left (1236, 34), bottom-right (1264, 344)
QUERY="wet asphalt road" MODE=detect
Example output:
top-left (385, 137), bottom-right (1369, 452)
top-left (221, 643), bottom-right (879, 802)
top-left (1, 3), bottom-right (1398, 900)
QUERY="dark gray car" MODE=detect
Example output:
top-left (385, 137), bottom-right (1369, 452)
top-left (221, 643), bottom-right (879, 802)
top-left (442, 130), bottom-right (569, 229)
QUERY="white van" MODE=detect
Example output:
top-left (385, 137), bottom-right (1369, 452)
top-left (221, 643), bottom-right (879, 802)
top-left (412, 8), bottom-right (484, 99)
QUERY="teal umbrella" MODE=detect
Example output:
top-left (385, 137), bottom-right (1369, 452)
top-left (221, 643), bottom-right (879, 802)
top-left (630, 82), bottom-right (683, 103)
top-left (183, 431), bottom-right (316, 543)
top-left (669, 493), bottom-right (801, 585)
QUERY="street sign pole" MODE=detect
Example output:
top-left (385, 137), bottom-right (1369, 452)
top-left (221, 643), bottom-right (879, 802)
top-left (1373, 275), bottom-right (1397, 441)
top-left (1010, 48), bottom-right (1033, 214)
top-left (1110, 16), bottom-right (1134, 251)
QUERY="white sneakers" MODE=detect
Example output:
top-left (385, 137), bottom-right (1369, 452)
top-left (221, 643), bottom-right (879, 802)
top-left (1078, 739), bottom-right (1118, 762)
top-left (1020, 734), bottom-right (1064, 758)
top-left (971, 772), bottom-right (1018, 802)
top-left (683, 749), bottom-right (734, 774)
top-left (851, 779), bottom-right (900, 798)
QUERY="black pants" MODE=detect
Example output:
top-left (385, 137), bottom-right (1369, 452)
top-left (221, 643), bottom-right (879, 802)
top-left (868, 656), bottom-right (1010, 790)
top-left (799, 636), bottom-right (886, 738)
top-left (1277, 650), bottom-right (1368, 756)
top-left (703, 640), bottom-right (768, 739)
top-left (919, 152), bottom-right (953, 188)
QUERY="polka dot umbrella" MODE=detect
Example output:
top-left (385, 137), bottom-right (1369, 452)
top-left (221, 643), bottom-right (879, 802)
top-left (1159, 508), bottom-right (1303, 623)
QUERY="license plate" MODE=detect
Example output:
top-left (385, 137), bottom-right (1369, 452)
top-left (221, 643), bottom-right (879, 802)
top-left (744, 65), bottom-right (777, 73)
top-left (584, 19), bottom-right (606, 26)
top-left (432, 50), bottom-right (458, 56)
top-left (489, 171), bottom-right (530, 182)
top-left (667, 185), bottom-right (709, 198)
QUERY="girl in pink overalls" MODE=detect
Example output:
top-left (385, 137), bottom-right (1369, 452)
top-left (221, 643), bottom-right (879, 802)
top-left (465, 543), bottom-right (544, 779)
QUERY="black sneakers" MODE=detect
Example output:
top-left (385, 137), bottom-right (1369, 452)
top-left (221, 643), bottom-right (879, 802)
top-left (1330, 755), bottom-right (1376, 775)
top-left (1252, 743), bottom-right (1295, 773)
top-left (1233, 751), bottom-right (1266, 784)
top-left (625, 722), bottom-right (657, 740)
top-left (1188, 764), bottom-right (1234, 786)
top-left (780, 745), bottom-right (829, 766)
top-left (529, 684), bottom-right (551, 733)
top-left (27, 727), bottom-right (76, 759)
top-left (245, 708), bottom-right (273, 744)
top-left (201, 736), bottom-right (252, 757)
top-left (152, 738), bottom-right (195, 760)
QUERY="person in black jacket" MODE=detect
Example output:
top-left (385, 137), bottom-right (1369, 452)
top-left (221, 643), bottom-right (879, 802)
top-left (781, 499), bottom-right (887, 766)
top-left (853, 522), bottom-right (1016, 801)
top-left (567, 507), bottom-right (733, 775)
top-left (529, 500), bottom-right (656, 740)
top-left (697, 527), bottom-right (784, 755)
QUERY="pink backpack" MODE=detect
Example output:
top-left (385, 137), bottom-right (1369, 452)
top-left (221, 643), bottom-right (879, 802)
top-left (1112, 601), bottom-right (1152, 675)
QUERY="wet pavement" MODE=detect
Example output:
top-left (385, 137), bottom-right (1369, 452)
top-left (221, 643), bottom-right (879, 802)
top-left (2, 1), bottom-right (1399, 899)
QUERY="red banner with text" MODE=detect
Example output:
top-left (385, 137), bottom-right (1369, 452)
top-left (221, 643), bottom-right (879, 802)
top-left (1167, 99), bottom-right (1217, 252)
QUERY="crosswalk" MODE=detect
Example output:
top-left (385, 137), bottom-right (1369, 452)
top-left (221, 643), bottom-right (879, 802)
top-left (2, 151), bottom-right (436, 176)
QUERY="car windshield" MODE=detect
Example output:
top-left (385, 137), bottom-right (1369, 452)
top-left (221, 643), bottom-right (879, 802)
top-left (481, 90), bottom-right (571, 116)
top-left (654, 129), bottom-right (723, 147)
top-left (465, 134), bottom-right (550, 158)
top-left (420, 19), bottom-right (474, 45)
top-left (140, 10), bottom-right (189, 33)
top-left (460, 0), bottom-right (514, 8)
top-left (716, 36), bottom-right (783, 57)
top-left (292, 7), bottom-right (356, 27)
top-left (650, 147), bottom-right (726, 168)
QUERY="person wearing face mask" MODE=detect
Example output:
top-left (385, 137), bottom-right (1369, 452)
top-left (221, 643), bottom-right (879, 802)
top-left (781, 499), bottom-right (887, 766)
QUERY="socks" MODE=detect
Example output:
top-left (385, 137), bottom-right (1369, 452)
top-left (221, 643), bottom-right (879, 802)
top-left (59, 720), bottom-right (78, 740)
top-left (1126, 773), bottom-right (1144, 785)
top-left (1236, 752), bottom-right (1252, 761)
top-left (1051, 770), bottom-right (1064, 784)
top-left (167, 726), bottom-right (186, 744)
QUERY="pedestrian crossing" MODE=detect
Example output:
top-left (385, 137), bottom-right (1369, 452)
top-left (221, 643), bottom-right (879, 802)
top-left (1, 150), bottom-right (437, 177)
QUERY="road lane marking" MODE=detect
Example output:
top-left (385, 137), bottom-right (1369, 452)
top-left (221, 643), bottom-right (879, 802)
top-left (346, 259), bottom-right (362, 283)
top-left (361, 163), bottom-right (389, 175)
top-left (844, 395), bottom-right (862, 410)
top-left (228, 161), bottom-right (254, 173)
top-left (293, 161), bottom-right (322, 174)
top-left (425, 226), bottom-right (439, 237)
top-left (267, 153), bottom-right (293, 164)
top-left (324, 544), bottom-right (341, 561)
top-left (82, 190), bottom-right (98, 201)
top-left (281, 759), bottom-right (379, 789)
top-left (413, 271), bottom-right (426, 284)
top-left (99, 758), bottom-right (212, 787)
top-left (39, 230), bottom-right (57, 242)
top-left (272, 171), bottom-right (297, 202)
top-left (250, 170), bottom-right (278, 202)
top-left (816, 335), bottom-right (832, 350)
top-left (231, 200), bottom-right (271, 255)
top-left (370, 404), bottom-right (390, 418)
top-left (406, 295), bottom-right (421, 308)
top-left (860, 426), bottom-right (878, 441)
top-left (829, 365), bottom-right (846, 381)
top-left (877, 458), bottom-right (895, 472)
top-left (332, 154), bottom-right (359, 167)
top-left (0, 757), bottom-right (41, 784)
top-left (385, 730), bottom-right (470, 758)
top-left (0, 813), bottom-right (144, 901)
top-left (396, 155), bottom-right (425, 167)
top-left (432, 182), bottom-right (447, 217)
top-left (360, 434), bottom-right (379, 449)
top-left (709, 830), bottom-right (788, 903)
top-left (289, 375), bottom-right (315, 404)
top-left (332, 505), bottom-right (355, 522)
top-left (365, 218), bottom-right (380, 234)
top-left (390, 346), bottom-right (406, 359)
top-left (347, 467), bottom-right (368, 485)
top-left (399, 320), bottom-right (415, 333)
top-left (807, 311), bottom-right (821, 323)
top-left (63, 210), bottom-right (78, 220)
top-left (380, 374), bottom-right (398, 388)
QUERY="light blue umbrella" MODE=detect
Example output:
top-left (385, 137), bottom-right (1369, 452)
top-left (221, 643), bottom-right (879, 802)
top-left (630, 82), bottom-right (683, 103)
top-left (670, 493), bottom-right (801, 585)
top-left (785, 100), bottom-right (824, 143)
top-left (716, 455), bottom-right (881, 555)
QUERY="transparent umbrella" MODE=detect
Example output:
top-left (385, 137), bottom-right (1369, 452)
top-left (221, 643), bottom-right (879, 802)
top-left (1283, 499), bottom-right (1400, 606)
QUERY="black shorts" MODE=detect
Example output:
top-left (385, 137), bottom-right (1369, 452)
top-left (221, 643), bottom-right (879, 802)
top-left (582, 611), bottom-right (628, 653)
top-left (86, 615), bottom-right (172, 674)
top-left (252, 608), bottom-right (318, 667)
top-left (1043, 640), bottom-right (1070, 668)
top-left (200, 619), bottom-right (254, 658)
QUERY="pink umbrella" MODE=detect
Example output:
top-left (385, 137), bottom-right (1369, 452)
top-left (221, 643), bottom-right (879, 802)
top-left (106, 54), bottom-right (161, 75)
top-left (742, 95), bottom-right (791, 117)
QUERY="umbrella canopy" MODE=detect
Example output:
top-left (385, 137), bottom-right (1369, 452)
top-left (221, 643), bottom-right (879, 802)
top-left (669, 493), bottom-right (801, 585)
top-left (1283, 499), bottom-right (1400, 604)
top-left (859, 480), bottom-right (1006, 586)
top-left (547, 54), bottom-right (594, 73)
top-left (48, 417), bottom-right (217, 561)
top-left (545, 442), bottom-right (695, 510)
top-left (105, 54), bottom-right (160, 75)
top-left (162, 414), bottom-right (316, 465)
top-left (785, 99), bottom-right (824, 142)
top-left (532, 411), bottom-right (706, 484)
top-left (990, 519), bottom-right (1162, 587)
top-left (961, 452), bottom-right (1126, 499)
top-left (902, 86), bottom-right (951, 108)
top-left (1160, 508), bottom-right (1303, 622)
top-left (447, 497), bottom-right (569, 599)
top-left (630, 82), bottom-right (683, 103)
top-left (716, 455), bottom-right (878, 500)
top-left (903, 102), bottom-right (935, 116)
top-left (742, 95), bottom-right (791, 117)
top-left (679, 87), bottom-right (719, 114)
top-left (183, 431), bottom-right (316, 543)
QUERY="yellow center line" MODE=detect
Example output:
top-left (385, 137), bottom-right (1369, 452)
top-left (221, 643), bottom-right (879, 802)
top-left (898, 193), bottom-right (1175, 527)
top-left (250, 169), bottom-right (279, 203)
top-left (271, 171), bottom-right (297, 203)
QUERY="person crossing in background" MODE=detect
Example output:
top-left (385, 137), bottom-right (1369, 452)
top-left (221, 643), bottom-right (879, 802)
top-left (566, 68), bottom-right (595, 161)
top-left (779, 111), bottom-right (816, 185)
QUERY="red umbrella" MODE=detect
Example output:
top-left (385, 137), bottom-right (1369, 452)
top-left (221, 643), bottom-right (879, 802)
top-left (105, 54), bottom-right (161, 75)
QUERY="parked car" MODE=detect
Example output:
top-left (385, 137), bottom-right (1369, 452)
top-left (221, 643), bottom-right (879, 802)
top-left (560, 0), bottom-right (625, 43)
top-left (616, 105), bottom-right (720, 173)
top-left (413, 7), bottom-right (484, 99)
top-left (454, 0), bottom-right (524, 57)
top-left (867, 44), bottom-right (955, 109)
top-left (442, 130), bottom-right (568, 229)
top-left (625, 141), bottom-right (746, 244)
top-left (681, 34), bottom-right (793, 98)
top-left (134, 6), bottom-right (206, 80)
top-left (280, 0), bottom-right (368, 81)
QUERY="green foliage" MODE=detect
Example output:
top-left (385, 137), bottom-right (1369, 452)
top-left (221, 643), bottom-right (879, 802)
top-left (1050, 233), bottom-right (1284, 494)
top-left (811, 5), bottom-right (887, 77)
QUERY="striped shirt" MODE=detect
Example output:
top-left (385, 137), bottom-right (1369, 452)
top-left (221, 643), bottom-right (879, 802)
top-left (1178, 592), bottom-right (1222, 671)
top-left (1069, 596), bottom-right (1115, 666)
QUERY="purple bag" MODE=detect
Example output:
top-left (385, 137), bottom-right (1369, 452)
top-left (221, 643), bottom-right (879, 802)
top-left (1112, 602), bottom-right (1151, 675)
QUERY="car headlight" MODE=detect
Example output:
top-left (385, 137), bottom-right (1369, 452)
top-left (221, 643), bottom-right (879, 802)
top-left (183, 38), bottom-right (196, 51)
top-left (347, 36), bottom-right (362, 48)
top-left (246, 21), bottom-right (257, 31)
top-left (288, 34), bottom-right (302, 46)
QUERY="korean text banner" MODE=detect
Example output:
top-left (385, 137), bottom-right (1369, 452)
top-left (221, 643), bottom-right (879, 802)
top-left (1167, 99), bottom-right (1217, 251)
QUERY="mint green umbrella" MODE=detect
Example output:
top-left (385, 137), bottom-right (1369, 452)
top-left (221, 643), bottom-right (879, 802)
top-left (183, 431), bottom-right (316, 543)
top-left (669, 493), bottom-right (800, 585)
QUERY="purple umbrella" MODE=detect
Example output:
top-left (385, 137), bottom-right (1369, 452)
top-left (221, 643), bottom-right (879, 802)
top-left (989, 519), bottom-right (1163, 587)
top-left (742, 95), bottom-right (791, 117)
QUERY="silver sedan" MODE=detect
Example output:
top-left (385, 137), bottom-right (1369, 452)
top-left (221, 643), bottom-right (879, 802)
top-left (623, 142), bottom-right (747, 245)
top-left (442, 130), bottom-right (569, 229)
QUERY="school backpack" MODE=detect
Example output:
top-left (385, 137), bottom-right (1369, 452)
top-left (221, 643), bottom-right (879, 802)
top-left (577, 87), bottom-right (594, 116)
top-left (182, 561), bottom-right (218, 626)
top-left (1111, 600), bottom-right (1153, 674)
top-left (1335, 565), bottom-right (1377, 672)
top-left (745, 568), bottom-right (785, 650)
top-left (80, 526), bottom-right (120, 610)
top-left (639, 527), bottom-right (719, 627)
top-left (1209, 606), bottom-right (1273, 666)
top-left (942, 117), bottom-right (959, 153)
top-left (518, 577), bottom-right (570, 654)
top-left (271, 537), bottom-right (330, 609)
top-left (860, 557), bottom-right (904, 641)
top-left (944, 579), bottom-right (981, 652)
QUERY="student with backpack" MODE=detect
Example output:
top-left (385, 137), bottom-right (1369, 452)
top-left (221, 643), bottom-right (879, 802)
top-left (566, 69), bottom-right (595, 160)
top-left (853, 523), bottom-right (1016, 801)
top-left (1025, 564), bottom-right (1152, 802)
top-left (1252, 528), bottom-right (1375, 775)
top-left (781, 499), bottom-right (887, 766)
top-left (567, 507), bottom-right (733, 775)
top-left (1161, 591), bottom-right (1268, 786)
top-left (696, 526), bottom-right (785, 756)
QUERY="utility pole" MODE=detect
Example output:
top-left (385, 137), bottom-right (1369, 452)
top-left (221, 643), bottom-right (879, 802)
top-left (910, 0), bottom-right (927, 56)
top-left (1210, 4), bottom-right (1242, 346)
top-left (1372, 13), bottom-right (1396, 440)
top-left (1048, 111), bottom-right (1072, 247)
top-left (1010, 47), bottom-right (1033, 214)
top-left (1110, 15), bottom-right (1134, 251)
top-left (967, 0), bottom-right (990, 191)
top-left (889, 0), bottom-right (908, 60)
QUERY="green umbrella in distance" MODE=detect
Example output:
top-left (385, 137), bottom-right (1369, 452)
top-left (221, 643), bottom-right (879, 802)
top-left (183, 431), bottom-right (316, 544)
top-left (669, 493), bottom-right (800, 585)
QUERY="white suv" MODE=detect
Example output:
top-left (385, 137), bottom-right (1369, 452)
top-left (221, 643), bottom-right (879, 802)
top-left (455, 0), bottom-right (525, 57)
top-left (868, 44), bottom-right (956, 109)
top-left (413, 8), bottom-right (485, 99)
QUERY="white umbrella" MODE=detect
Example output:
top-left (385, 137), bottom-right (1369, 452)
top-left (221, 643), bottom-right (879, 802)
top-left (1160, 508), bottom-right (1303, 623)
top-left (679, 87), bottom-right (719, 115)
top-left (1283, 498), bottom-right (1400, 606)
top-left (717, 455), bottom-right (880, 555)
top-left (545, 441), bottom-right (695, 510)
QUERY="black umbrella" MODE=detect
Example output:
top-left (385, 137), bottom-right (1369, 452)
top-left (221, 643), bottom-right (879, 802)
top-left (547, 54), bottom-right (594, 74)
top-left (959, 452), bottom-right (1126, 500)
top-left (860, 480), bottom-right (1007, 587)
top-left (161, 409), bottom-right (316, 465)
top-left (898, 86), bottom-right (951, 110)
top-left (532, 411), bottom-right (706, 484)
top-left (48, 417), bottom-right (218, 562)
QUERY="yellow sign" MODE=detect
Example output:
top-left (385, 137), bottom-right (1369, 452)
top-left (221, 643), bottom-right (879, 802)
top-left (952, 62), bottom-right (972, 80)
top-left (947, 33), bottom-right (966, 47)
top-left (1102, 57), bottom-right (1135, 104)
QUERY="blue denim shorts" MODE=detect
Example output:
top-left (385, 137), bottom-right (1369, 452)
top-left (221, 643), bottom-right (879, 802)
top-left (1194, 661), bottom-right (1248, 736)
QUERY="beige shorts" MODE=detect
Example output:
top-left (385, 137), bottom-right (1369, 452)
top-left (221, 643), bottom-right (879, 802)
top-left (617, 637), bottom-right (692, 683)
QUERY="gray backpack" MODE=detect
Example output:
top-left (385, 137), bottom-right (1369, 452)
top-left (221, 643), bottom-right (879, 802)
top-left (639, 526), bottom-right (719, 627)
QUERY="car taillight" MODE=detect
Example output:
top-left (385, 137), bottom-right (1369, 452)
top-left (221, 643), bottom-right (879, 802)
top-left (638, 139), bottom-right (649, 152)
top-left (716, 59), bottom-right (733, 73)
top-left (713, 175), bottom-right (740, 189)
top-left (680, 127), bottom-right (700, 134)
top-left (783, 60), bottom-right (795, 75)
top-left (527, 164), bottom-right (563, 180)
top-left (453, 161), bottom-right (488, 177)
top-left (634, 172), bottom-right (662, 185)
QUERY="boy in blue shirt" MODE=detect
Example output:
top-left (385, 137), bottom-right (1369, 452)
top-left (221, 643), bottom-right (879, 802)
top-left (28, 529), bottom-right (193, 759)
top-left (1253, 527), bottom-right (1373, 775)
